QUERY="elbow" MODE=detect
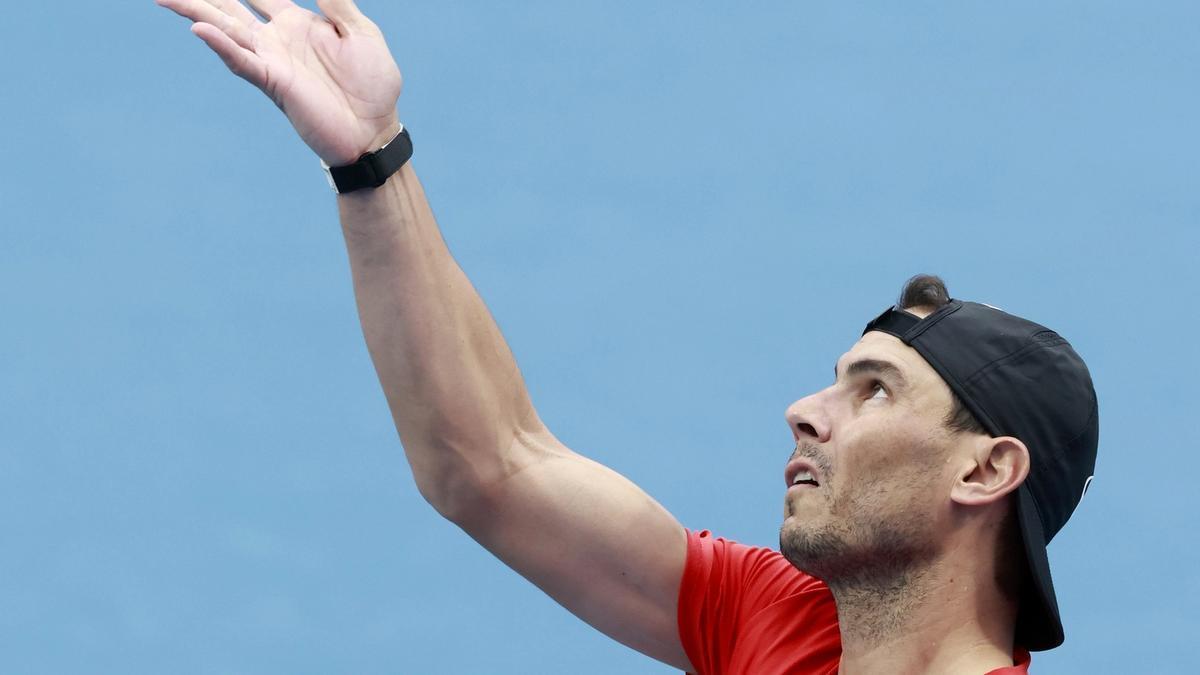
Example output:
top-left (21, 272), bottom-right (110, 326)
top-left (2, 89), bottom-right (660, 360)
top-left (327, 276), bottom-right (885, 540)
top-left (409, 424), bottom-right (555, 526)
top-left (408, 436), bottom-right (505, 526)
top-left (412, 462), bottom-right (485, 525)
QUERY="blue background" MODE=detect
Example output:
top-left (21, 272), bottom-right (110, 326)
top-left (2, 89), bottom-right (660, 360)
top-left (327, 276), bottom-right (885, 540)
top-left (2, 1), bottom-right (1196, 672)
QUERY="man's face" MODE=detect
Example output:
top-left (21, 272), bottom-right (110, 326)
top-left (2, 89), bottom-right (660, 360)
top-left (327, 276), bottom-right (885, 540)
top-left (779, 328), bottom-right (967, 586)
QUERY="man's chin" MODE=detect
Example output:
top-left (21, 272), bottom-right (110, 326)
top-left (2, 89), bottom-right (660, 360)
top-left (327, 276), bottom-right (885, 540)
top-left (779, 520), bottom-right (844, 577)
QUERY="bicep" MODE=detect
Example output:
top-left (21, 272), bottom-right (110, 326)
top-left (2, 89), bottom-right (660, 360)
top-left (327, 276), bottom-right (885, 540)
top-left (452, 426), bottom-right (693, 672)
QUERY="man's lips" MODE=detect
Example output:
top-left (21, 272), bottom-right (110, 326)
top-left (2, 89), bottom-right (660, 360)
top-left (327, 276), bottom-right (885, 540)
top-left (784, 457), bottom-right (822, 489)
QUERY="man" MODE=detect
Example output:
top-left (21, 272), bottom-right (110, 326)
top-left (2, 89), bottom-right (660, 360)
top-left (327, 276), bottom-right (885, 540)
top-left (156, 1), bottom-right (1099, 672)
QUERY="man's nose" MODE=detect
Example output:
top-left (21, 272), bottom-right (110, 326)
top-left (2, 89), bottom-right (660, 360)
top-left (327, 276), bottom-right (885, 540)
top-left (785, 392), bottom-right (831, 443)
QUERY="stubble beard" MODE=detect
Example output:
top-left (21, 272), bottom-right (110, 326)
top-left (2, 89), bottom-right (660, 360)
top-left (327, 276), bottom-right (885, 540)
top-left (779, 483), bottom-right (938, 588)
top-left (779, 477), bottom-right (942, 644)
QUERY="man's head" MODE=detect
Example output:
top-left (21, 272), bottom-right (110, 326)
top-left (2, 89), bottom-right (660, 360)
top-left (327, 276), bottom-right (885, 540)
top-left (779, 274), bottom-right (1098, 650)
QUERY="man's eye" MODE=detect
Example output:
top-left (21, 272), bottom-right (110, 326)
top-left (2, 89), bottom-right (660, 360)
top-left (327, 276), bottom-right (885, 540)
top-left (869, 382), bottom-right (889, 400)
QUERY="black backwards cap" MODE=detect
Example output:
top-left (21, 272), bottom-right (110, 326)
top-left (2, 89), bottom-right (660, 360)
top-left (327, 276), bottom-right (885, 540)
top-left (863, 299), bottom-right (1098, 651)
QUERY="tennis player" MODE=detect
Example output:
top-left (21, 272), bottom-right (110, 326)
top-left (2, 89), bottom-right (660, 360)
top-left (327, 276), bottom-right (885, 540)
top-left (158, 2), bottom-right (1099, 672)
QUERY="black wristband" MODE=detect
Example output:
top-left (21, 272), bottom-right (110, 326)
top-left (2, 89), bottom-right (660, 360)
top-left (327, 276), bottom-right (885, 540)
top-left (321, 126), bottom-right (413, 194)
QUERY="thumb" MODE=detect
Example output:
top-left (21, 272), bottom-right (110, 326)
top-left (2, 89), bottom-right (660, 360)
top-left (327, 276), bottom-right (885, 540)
top-left (316, 0), bottom-right (374, 35)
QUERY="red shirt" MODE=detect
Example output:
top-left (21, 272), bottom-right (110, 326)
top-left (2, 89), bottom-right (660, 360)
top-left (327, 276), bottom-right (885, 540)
top-left (676, 529), bottom-right (1032, 675)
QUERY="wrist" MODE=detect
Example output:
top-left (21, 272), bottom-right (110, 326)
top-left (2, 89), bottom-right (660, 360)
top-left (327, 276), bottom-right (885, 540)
top-left (321, 121), bottom-right (412, 195)
top-left (321, 117), bottom-right (403, 167)
top-left (363, 117), bottom-right (403, 158)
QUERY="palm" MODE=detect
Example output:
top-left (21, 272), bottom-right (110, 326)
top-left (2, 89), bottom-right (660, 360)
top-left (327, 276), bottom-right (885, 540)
top-left (158, 0), bottom-right (402, 165)
top-left (253, 8), bottom-right (401, 163)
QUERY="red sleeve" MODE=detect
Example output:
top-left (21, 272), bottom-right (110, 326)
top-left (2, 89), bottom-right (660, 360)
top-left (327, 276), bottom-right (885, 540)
top-left (676, 529), bottom-right (839, 675)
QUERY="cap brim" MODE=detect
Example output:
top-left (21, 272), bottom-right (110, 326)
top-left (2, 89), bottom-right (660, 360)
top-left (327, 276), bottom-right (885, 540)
top-left (1015, 483), bottom-right (1064, 650)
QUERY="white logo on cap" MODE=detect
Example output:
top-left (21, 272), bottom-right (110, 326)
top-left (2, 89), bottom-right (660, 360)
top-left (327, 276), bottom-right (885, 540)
top-left (1080, 475), bottom-right (1094, 501)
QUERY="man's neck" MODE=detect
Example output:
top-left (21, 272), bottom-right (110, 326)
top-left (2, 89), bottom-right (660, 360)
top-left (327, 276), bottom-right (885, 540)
top-left (829, 558), bottom-right (1018, 675)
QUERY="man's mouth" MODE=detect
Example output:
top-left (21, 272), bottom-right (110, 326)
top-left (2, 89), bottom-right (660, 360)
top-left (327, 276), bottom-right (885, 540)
top-left (784, 458), bottom-right (822, 489)
top-left (791, 470), bottom-right (819, 488)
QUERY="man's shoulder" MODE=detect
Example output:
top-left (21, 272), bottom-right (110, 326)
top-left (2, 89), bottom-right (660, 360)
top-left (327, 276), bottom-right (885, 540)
top-left (688, 529), bottom-right (829, 597)
top-left (679, 529), bottom-right (842, 675)
top-left (682, 528), bottom-right (837, 629)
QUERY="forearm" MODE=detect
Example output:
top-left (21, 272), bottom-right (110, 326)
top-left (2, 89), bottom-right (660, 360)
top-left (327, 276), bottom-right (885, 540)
top-left (337, 160), bottom-right (542, 514)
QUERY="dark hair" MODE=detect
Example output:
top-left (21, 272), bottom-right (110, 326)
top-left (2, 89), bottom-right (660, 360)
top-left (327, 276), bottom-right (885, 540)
top-left (897, 274), bottom-right (987, 435)
top-left (898, 273), bottom-right (951, 310)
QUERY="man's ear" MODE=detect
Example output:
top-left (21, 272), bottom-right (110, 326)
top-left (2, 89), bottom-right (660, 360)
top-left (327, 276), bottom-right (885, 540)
top-left (950, 436), bottom-right (1030, 506)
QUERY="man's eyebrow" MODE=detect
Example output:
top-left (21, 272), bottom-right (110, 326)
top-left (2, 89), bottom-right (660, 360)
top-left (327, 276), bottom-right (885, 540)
top-left (834, 358), bottom-right (909, 387)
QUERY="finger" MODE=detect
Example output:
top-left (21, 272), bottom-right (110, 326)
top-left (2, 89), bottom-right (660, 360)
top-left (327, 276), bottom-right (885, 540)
top-left (315, 0), bottom-right (374, 35)
top-left (243, 0), bottom-right (295, 21)
top-left (191, 22), bottom-right (268, 91)
top-left (203, 0), bottom-right (262, 28)
top-left (158, 0), bottom-right (254, 50)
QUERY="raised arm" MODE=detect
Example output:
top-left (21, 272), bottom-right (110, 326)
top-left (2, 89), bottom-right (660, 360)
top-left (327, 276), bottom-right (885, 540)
top-left (157, 1), bottom-right (692, 669)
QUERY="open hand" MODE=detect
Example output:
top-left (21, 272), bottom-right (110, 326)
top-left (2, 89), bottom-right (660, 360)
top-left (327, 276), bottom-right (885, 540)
top-left (157, 0), bottom-right (403, 166)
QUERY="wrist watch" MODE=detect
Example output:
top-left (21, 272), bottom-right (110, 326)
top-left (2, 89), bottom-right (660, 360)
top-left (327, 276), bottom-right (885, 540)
top-left (320, 125), bottom-right (413, 195)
